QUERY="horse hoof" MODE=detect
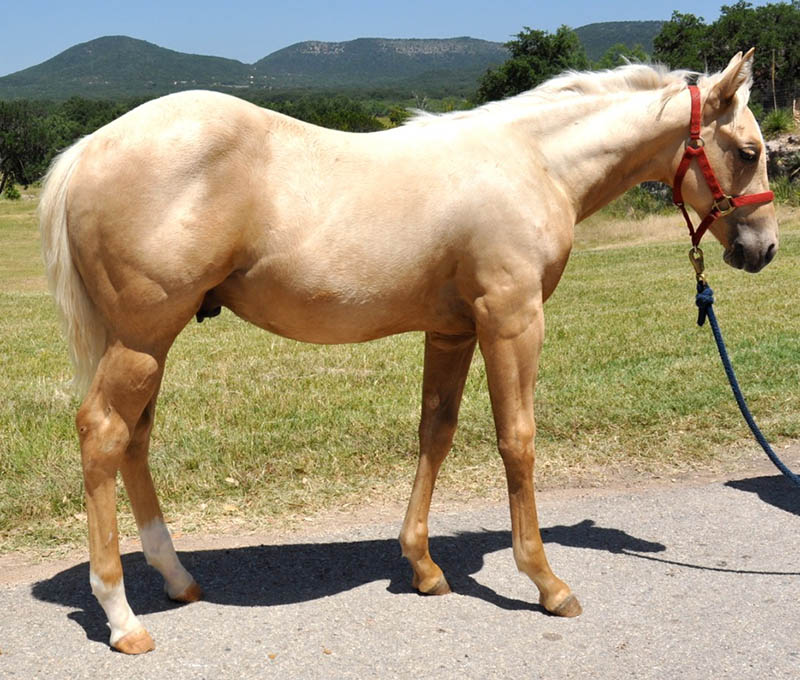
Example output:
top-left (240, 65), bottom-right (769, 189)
top-left (545, 593), bottom-right (583, 618)
top-left (416, 573), bottom-right (451, 596)
top-left (113, 628), bottom-right (155, 655)
top-left (170, 580), bottom-right (204, 603)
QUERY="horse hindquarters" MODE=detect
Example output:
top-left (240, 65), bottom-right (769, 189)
top-left (40, 140), bottom-right (203, 653)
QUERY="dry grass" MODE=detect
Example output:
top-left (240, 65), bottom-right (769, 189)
top-left (575, 213), bottom-right (685, 250)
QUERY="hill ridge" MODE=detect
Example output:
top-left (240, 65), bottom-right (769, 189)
top-left (0, 23), bottom-right (664, 100)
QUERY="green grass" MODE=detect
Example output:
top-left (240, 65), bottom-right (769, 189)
top-left (1, 191), bottom-right (798, 553)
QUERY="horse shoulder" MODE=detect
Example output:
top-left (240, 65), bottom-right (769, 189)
top-left (449, 148), bottom-right (575, 313)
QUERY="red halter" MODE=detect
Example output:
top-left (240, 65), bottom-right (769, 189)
top-left (672, 85), bottom-right (774, 247)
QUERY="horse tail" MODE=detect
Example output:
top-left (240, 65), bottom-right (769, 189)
top-left (39, 136), bottom-right (106, 397)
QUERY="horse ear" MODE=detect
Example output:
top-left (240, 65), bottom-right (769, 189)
top-left (705, 48), bottom-right (754, 116)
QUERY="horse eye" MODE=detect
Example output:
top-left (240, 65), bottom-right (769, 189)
top-left (738, 148), bottom-right (758, 163)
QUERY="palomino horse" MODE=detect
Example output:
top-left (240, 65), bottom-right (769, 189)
top-left (40, 50), bottom-right (777, 653)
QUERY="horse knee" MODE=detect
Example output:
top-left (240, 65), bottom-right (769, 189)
top-left (76, 362), bottom-right (157, 474)
top-left (497, 422), bottom-right (536, 464)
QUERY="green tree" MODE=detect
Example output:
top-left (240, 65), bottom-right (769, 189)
top-left (654, 2), bottom-right (800, 110)
top-left (268, 95), bottom-right (384, 132)
top-left (476, 26), bottom-right (589, 103)
top-left (652, 11), bottom-right (711, 72)
top-left (58, 97), bottom-right (130, 136)
top-left (594, 42), bottom-right (650, 69)
top-left (746, 1), bottom-right (800, 110)
top-left (708, 1), bottom-right (757, 60)
top-left (0, 97), bottom-right (145, 193)
top-left (0, 101), bottom-right (71, 193)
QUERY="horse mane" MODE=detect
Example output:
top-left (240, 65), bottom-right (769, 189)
top-left (406, 63), bottom-right (697, 127)
top-left (530, 63), bottom-right (692, 99)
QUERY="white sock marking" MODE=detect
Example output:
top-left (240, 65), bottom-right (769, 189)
top-left (140, 518), bottom-right (194, 598)
top-left (89, 571), bottom-right (142, 645)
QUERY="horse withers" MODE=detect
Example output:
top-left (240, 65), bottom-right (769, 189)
top-left (39, 50), bottom-right (777, 653)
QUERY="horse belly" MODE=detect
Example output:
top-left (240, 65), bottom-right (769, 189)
top-left (215, 260), bottom-right (472, 344)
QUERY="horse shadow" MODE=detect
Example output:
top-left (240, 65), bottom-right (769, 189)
top-left (31, 519), bottom-right (665, 644)
top-left (725, 473), bottom-right (800, 516)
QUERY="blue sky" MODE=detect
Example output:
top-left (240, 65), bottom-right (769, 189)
top-left (0, 0), bottom-right (772, 77)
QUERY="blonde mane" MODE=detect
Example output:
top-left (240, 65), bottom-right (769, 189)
top-left (407, 63), bottom-right (696, 126)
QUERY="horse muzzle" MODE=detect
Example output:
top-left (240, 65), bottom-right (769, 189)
top-left (723, 237), bottom-right (778, 273)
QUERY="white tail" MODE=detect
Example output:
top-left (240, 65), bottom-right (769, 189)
top-left (39, 136), bottom-right (106, 397)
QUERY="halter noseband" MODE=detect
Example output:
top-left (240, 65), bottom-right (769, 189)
top-left (672, 85), bottom-right (774, 248)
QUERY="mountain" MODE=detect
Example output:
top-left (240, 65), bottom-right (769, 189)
top-left (574, 21), bottom-right (664, 61)
top-left (0, 35), bottom-right (508, 100)
top-left (0, 36), bottom-right (252, 99)
top-left (0, 22), bottom-right (666, 100)
top-left (253, 38), bottom-right (508, 89)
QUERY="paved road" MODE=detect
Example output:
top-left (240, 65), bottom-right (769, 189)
top-left (1, 463), bottom-right (798, 679)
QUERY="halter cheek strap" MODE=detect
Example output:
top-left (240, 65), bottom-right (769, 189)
top-left (672, 85), bottom-right (774, 247)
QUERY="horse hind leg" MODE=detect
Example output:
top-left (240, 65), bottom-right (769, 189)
top-left (120, 376), bottom-right (202, 605)
top-left (399, 332), bottom-right (476, 595)
top-left (77, 341), bottom-right (163, 654)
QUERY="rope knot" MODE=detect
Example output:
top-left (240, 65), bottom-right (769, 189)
top-left (695, 282), bottom-right (714, 327)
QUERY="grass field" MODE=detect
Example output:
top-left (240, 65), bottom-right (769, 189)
top-left (1, 189), bottom-right (798, 553)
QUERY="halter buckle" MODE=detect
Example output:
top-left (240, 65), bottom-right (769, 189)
top-left (686, 136), bottom-right (705, 149)
top-left (713, 195), bottom-right (736, 216)
top-left (689, 246), bottom-right (706, 282)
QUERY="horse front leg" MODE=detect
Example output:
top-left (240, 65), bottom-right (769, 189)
top-left (478, 303), bottom-right (582, 617)
top-left (399, 332), bottom-right (476, 595)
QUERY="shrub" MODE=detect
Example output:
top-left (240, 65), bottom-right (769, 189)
top-left (762, 108), bottom-right (795, 138)
top-left (388, 105), bottom-right (412, 126)
top-left (771, 176), bottom-right (800, 206)
top-left (3, 182), bottom-right (21, 200)
top-left (604, 182), bottom-right (673, 220)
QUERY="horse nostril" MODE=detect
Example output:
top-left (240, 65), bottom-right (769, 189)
top-left (764, 242), bottom-right (777, 265)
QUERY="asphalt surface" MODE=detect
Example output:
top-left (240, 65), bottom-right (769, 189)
top-left (1, 465), bottom-right (798, 679)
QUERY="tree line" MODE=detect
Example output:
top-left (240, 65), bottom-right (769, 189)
top-left (653, 1), bottom-right (799, 111)
top-left (0, 94), bottom-right (384, 196)
top-left (475, 27), bottom-right (649, 102)
top-left (477, 1), bottom-right (799, 112)
top-left (0, 98), bottom-right (141, 195)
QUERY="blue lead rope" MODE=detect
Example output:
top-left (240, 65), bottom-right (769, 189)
top-left (695, 281), bottom-right (800, 487)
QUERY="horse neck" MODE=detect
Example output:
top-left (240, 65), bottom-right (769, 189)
top-left (512, 87), bottom-right (689, 223)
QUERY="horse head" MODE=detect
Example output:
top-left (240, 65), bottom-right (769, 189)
top-left (676, 49), bottom-right (779, 273)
